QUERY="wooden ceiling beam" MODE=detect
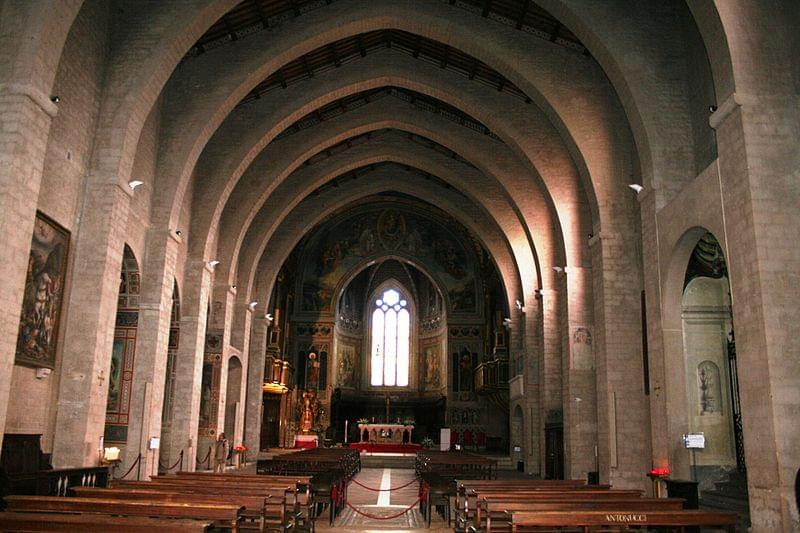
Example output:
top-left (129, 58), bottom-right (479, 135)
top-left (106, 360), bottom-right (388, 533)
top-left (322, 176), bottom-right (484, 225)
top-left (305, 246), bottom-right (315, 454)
top-left (329, 44), bottom-right (342, 67)
top-left (356, 35), bottom-right (367, 57)
top-left (516, 0), bottom-right (531, 30)
top-left (251, 0), bottom-right (269, 29)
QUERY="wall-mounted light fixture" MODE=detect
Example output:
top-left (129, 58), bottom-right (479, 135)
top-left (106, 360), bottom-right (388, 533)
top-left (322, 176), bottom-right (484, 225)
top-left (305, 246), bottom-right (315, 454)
top-left (248, 301), bottom-right (258, 310)
top-left (207, 259), bottom-right (220, 268)
top-left (128, 180), bottom-right (144, 190)
top-left (628, 184), bottom-right (644, 194)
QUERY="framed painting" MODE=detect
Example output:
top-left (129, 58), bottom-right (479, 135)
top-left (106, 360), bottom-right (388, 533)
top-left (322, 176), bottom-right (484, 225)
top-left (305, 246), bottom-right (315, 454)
top-left (15, 211), bottom-right (70, 369)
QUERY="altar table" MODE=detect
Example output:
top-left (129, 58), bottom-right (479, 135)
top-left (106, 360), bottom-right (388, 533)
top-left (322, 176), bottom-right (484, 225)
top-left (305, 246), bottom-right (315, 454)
top-left (358, 423), bottom-right (414, 444)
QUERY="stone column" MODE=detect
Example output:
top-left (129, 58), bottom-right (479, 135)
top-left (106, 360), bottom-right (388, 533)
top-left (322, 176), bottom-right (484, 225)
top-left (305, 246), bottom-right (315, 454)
top-left (0, 86), bottom-right (58, 451)
top-left (166, 261), bottom-right (213, 471)
top-left (51, 182), bottom-right (132, 467)
top-left (590, 230), bottom-right (651, 491)
top-left (711, 92), bottom-right (800, 530)
top-left (562, 265), bottom-right (598, 480)
top-left (521, 304), bottom-right (542, 476)
top-left (122, 229), bottom-right (180, 477)
top-left (244, 316), bottom-right (269, 450)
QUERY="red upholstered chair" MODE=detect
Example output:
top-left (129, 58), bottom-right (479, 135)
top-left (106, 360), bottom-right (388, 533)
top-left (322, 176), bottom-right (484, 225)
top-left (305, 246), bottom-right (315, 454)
top-left (450, 430), bottom-right (459, 451)
top-left (476, 430), bottom-right (486, 450)
top-left (462, 429), bottom-right (473, 450)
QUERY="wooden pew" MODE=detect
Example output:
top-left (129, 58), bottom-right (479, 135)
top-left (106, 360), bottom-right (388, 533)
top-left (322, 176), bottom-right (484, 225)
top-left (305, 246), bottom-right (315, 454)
top-left (73, 487), bottom-right (280, 532)
top-left (4, 495), bottom-right (243, 532)
top-left (116, 478), bottom-right (301, 530)
top-left (510, 509), bottom-right (738, 532)
top-left (0, 511), bottom-right (211, 532)
top-left (479, 498), bottom-right (685, 532)
top-left (455, 479), bottom-right (603, 519)
top-left (458, 487), bottom-right (641, 530)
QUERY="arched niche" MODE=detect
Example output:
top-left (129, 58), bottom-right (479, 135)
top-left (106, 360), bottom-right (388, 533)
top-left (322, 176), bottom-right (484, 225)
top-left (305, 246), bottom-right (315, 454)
top-left (675, 231), bottom-right (747, 506)
top-left (104, 245), bottom-right (140, 451)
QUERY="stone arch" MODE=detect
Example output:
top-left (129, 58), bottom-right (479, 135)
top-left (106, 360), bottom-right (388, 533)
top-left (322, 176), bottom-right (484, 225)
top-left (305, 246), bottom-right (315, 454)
top-left (248, 167), bottom-right (523, 331)
top-left (231, 141), bottom-right (534, 308)
top-left (188, 56), bottom-right (587, 276)
top-left (206, 90), bottom-right (568, 288)
top-left (151, 1), bottom-right (631, 239)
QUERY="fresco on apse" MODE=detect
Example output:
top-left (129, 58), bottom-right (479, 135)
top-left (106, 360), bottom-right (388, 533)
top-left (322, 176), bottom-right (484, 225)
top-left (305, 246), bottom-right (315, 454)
top-left (299, 205), bottom-right (478, 315)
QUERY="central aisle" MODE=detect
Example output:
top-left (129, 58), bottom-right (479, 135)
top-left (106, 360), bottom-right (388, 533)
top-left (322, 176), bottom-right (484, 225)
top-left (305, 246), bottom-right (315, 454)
top-left (317, 467), bottom-right (450, 532)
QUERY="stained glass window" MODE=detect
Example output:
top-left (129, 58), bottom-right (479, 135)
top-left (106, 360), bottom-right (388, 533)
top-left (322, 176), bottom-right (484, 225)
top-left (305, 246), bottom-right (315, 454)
top-left (371, 289), bottom-right (410, 386)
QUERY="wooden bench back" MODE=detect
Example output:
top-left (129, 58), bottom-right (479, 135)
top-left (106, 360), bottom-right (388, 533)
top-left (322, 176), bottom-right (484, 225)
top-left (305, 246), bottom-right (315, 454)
top-left (510, 510), bottom-right (737, 532)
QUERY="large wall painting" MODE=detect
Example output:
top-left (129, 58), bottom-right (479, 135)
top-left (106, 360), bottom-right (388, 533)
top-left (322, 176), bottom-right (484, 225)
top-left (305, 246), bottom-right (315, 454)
top-left (299, 204), bottom-right (479, 316)
top-left (15, 212), bottom-right (70, 369)
top-left (337, 341), bottom-right (359, 389)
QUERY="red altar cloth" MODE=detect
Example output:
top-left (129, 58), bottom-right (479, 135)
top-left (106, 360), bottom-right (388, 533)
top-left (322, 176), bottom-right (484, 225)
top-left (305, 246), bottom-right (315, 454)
top-left (348, 442), bottom-right (422, 453)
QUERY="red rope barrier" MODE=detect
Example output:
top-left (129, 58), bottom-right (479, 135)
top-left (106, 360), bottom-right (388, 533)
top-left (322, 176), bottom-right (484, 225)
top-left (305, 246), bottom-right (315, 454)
top-left (158, 451), bottom-right (184, 471)
top-left (113, 454), bottom-right (141, 480)
top-left (344, 497), bottom-right (422, 520)
top-left (350, 477), bottom-right (419, 492)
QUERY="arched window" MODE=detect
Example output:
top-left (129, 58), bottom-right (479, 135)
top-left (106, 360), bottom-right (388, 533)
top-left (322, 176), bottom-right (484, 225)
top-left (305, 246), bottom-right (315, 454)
top-left (371, 289), bottom-right (410, 386)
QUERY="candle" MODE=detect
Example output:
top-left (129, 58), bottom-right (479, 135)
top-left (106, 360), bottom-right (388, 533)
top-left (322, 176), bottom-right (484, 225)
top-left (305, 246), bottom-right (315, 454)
top-left (345, 420), bottom-right (349, 443)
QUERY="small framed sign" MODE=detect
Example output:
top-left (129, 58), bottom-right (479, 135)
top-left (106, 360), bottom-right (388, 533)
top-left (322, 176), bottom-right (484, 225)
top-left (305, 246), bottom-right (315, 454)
top-left (683, 432), bottom-right (705, 449)
top-left (149, 437), bottom-right (160, 450)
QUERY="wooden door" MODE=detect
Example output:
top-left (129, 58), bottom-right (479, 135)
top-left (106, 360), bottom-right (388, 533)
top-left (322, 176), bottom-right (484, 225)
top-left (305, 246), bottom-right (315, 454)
top-left (545, 424), bottom-right (564, 480)
top-left (260, 394), bottom-right (282, 450)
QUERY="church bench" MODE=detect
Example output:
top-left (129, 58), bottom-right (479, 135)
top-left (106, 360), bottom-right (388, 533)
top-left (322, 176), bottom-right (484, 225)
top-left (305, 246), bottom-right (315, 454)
top-left (455, 479), bottom-right (604, 516)
top-left (0, 511), bottom-right (211, 532)
top-left (3, 495), bottom-right (244, 531)
top-left (119, 477), bottom-right (310, 529)
top-left (456, 489), bottom-right (643, 531)
top-left (72, 487), bottom-right (286, 532)
top-left (476, 498), bottom-right (686, 533)
top-left (510, 509), bottom-right (738, 532)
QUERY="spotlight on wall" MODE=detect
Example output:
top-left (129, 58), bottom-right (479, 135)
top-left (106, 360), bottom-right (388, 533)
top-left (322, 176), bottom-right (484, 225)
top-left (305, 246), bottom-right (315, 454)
top-left (628, 184), bottom-right (644, 194)
top-left (535, 289), bottom-right (544, 299)
top-left (248, 301), bottom-right (258, 310)
top-left (128, 180), bottom-right (144, 190)
top-left (709, 105), bottom-right (718, 113)
top-left (50, 95), bottom-right (60, 103)
top-left (515, 299), bottom-right (526, 313)
top-left (265, 313), bottom-right (274, 323)
top-left (552, 266), bottom-right (564, 274)
top-left (502, 317), bottom-right (512, 329)
top-left (207, 259), bottom-right (220, 268)
top-left (174, 229), bottom-right (182, 236)
top-left (230, 284), bottom-right (237, 290)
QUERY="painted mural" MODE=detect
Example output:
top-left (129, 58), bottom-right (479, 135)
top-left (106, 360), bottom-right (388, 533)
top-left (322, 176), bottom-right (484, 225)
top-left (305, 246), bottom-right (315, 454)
top-left (299, 205), bottom-right (478, 315)
top-left (421, 342), bottom-right (442, 389)
top-left (337, 341), bottom-right (359, 388)
top-left (15, 212), bottom-right (70, 369)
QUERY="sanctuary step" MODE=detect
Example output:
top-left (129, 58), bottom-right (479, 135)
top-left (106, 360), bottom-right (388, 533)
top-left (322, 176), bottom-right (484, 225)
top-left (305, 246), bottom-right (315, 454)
top-left (360, 453), bottom-right (417, 469)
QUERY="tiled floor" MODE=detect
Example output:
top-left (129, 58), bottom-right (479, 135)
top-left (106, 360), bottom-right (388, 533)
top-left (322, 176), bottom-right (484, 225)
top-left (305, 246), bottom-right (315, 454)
top-left (316, 468), bottom-right (452, 533)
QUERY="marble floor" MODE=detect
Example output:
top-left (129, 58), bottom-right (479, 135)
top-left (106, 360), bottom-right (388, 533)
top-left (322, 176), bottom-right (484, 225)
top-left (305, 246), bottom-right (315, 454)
top-left (316, 467), bottom-right (452, 533)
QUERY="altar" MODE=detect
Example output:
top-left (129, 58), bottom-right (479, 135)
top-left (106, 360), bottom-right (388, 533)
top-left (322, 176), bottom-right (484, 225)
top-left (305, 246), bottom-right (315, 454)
top-left (358, 423), bottom-right (414, 444)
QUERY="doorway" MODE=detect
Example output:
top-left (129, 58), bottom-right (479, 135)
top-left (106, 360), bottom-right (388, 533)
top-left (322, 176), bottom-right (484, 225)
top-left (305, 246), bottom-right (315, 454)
top-left (261, 394), bottom-right (282, 450)
top-left (545, 423), bottom-right (564, 480)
